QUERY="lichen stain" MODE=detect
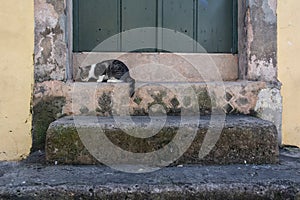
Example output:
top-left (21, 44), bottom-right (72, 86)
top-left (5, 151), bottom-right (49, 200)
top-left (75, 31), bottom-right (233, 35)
top-left (97, 92), bottom-right (113, 116)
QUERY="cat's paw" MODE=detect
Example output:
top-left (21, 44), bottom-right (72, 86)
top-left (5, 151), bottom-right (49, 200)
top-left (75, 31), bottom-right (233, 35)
top-left (97, 75), bottom-right (105, 82)
top-left (107, 79), bottom-right (123, 83)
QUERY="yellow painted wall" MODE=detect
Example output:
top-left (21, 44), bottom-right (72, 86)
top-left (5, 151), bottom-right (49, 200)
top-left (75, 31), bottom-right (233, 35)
top-left (0, 1), bottom-right (33, 160)
top-left (278, 0), bottom-right (300, 147)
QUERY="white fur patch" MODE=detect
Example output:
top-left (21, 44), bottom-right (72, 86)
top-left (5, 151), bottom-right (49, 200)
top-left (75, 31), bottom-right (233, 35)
top-left (89, 64), bottom-right (97, 79)
top-left (97, 75), bottom-right (105, 82)
top-left (107, 79), bottom-right (123, 83)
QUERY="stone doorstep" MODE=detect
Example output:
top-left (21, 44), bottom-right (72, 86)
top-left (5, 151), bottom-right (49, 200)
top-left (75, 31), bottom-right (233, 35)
top-left (1, 147), bottom-right (300, 200)
top-left (70, 81), bottom-right (266, 116)
top-left (46, 115), bottom-right (279, 166)
top-left (34, 81), bottom-right (266, 117)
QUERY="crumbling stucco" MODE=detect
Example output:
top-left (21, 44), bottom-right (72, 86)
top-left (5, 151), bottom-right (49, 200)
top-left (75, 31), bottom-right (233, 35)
top-left (246, 0), bottom-right (277, 82)
top-left (34, 0), bottom-right (67, 82)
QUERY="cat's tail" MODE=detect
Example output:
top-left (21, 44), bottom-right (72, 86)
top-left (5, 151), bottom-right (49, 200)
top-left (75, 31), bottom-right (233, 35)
top-left (129, 78), bottom-right (135, 98)
top-left (121, 71), bottom-right (135, 97)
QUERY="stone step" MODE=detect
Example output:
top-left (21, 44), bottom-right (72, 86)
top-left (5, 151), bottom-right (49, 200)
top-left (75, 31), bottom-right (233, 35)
top-left (40, 81), bottom-right (265, 117)
top-left (1, 152), bottom-right (300, 200)
top-left (33, 80), bottom-right (278, 155)
top-left (46, 115), bottom-right (278, 168)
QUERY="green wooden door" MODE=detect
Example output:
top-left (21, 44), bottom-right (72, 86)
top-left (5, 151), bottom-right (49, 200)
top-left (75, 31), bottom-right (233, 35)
top-left (73, 0), bottom-right (237, 53)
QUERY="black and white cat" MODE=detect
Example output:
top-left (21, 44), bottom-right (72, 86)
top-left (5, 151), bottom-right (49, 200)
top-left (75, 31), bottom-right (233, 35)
top-left (77, 59), bottom-right (135, 96)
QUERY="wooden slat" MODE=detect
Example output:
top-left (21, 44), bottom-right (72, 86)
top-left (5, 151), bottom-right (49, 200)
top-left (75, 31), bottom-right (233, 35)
top-left (161, 0), bottom-right (194, 52)
top-left (74, 0), bottom-right (120, 52)
top-left (197, 0), bottom-right (234, 53)
top-left (121, 0), bottom-right (157, 51)
top-left (73, 0), bottom-right (236, 53)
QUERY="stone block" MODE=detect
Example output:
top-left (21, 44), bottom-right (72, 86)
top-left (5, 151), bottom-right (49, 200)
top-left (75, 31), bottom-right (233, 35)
top-left (46, 115), bottom-right (279, 166)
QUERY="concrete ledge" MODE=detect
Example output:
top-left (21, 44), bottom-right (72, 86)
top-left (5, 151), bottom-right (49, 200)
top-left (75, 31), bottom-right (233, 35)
top-left (46, 115), bottom-right (278, 165)
top-left (73, 53), bottom-right (239, 82)
top-left (0, 183), bottom-right (298, 200)
top-left (0, 147), bottom-right (299, 200)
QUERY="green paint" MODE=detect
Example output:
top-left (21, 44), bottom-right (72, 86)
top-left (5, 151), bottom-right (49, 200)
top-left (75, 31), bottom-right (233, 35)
top-left (73, 0), bottom-right (237, 53)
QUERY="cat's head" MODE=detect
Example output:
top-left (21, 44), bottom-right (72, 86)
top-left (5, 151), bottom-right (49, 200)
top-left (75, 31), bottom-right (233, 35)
top-left (76, 65), bottom-right (91, 82)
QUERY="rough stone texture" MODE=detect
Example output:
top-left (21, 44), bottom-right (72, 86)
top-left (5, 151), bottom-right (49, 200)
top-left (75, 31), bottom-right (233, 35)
top-left (255, 87), bottom-right (282, 144)
top-left (34, 0), bottom-right (67, 82)
top-left (32, 81), bottom-right (270, 151)
top-left (245, 0), bottom-right (277, 82)
top-left (45, 115), bottom-right (279, 165)
top-left (34, 81), bottom-right (266, 117)
top-left (32, 96), bottom-right (66, 151)
top-left (0, 147), bottom-right (298, 199)
top-left (32, 80), bottom-right (71, 151)
top-left (32, 0), bottom-right (282, 164)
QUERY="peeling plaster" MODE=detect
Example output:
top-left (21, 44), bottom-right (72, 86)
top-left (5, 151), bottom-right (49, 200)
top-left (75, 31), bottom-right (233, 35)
top-left (248, 55), bottom-right (277, 82)
top-left (246, 0), bottom-right (277, 82)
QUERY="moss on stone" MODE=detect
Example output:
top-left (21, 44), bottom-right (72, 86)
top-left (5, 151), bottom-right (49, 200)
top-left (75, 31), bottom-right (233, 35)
top-left (32, 97), bottom-right (66, 152)
top-left (97, 92), bottom-right (112, 116)
top-left (133, 96), bottom-right (142, 105)
top-left (46, 126), bottom-right (97, 164)
top-left (197, 89), bottom-right (212, 114)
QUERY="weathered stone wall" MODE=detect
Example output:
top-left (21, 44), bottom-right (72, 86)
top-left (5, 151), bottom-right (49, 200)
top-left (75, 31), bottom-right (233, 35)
top-left (32, 80), bottom-right (269, 150)
top-left (244, 0), bottom-right (278, 82)
top-left (33, 0), bottom-right (279, 84)
top-left (237, 0), bottom-right (281, 140)
top-left (32, 0), bottom-right (282, 150)
top-left (34, 0), bottom-right (67, 82)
